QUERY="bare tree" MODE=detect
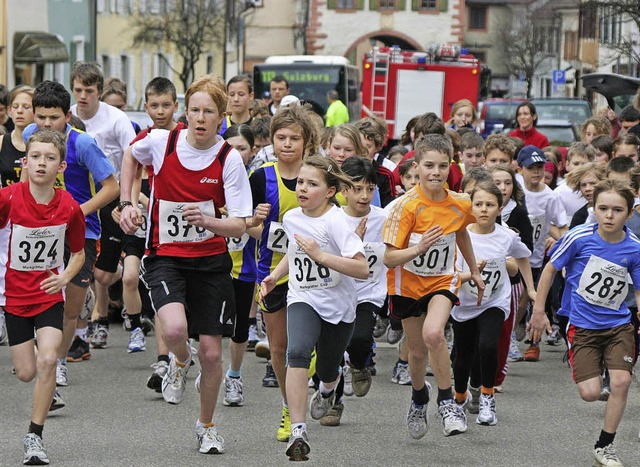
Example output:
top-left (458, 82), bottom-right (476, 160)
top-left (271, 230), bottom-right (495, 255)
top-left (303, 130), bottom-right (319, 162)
top-left (498, 15), bottom-right (556, 98)
top-left (130, 0), bottom-right (225, 91)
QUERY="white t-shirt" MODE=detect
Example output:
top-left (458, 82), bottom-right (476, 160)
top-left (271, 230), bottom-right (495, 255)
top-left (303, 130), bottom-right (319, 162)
top-left (521, 184), bottom-right (567, 268)
top-left (71, 102), bottom-right (135, 180)
top-left (452, 223), bottom-right (531, 322)
top-left (283, 205), bottom-right (365, 324)
top-left (131, 129), bottom-right (253, 218)
top-left (554, 181), bottom-right (586, 225)
top-left (340, 205), bottom-right (388, 307)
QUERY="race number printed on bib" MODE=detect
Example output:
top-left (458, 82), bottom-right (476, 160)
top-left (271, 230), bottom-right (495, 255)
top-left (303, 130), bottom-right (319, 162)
top-left (577, 255), bottom-right (628, 311)
top-left (290, 246), bottom-right (341, 291)
top-left (134, 204), bottom-right (148, 239)
top-left (267, 221), bottom-right (289, 254)
top-left (528, 214), bottom-right (546, 243)
top-left (461, 257), bottom-right (506, 302)
top-left (158, 200), bottom-right (215, 244)
top-left (404, 232), bottom-right (455, 277)
top-left (10, 224), bottom-right (65, 271)
top-left (361, 242), bottom-right (385, 282)
top-left (226, 233), bottom-right (250, 252)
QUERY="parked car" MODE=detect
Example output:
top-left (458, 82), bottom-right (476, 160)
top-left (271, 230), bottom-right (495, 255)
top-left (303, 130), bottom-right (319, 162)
top-left (530, 97), bottom-right (592, 125)
top-left (478, 98), bottom-right (525, 138)
top-left (580, 73), bottom-right (640, 113)
top-left (535, 119), bottom-right (581, 145)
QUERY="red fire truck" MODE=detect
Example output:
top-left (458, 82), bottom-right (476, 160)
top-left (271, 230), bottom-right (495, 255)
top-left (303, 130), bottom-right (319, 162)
top-left (361, 45), bottom-right (482, 140)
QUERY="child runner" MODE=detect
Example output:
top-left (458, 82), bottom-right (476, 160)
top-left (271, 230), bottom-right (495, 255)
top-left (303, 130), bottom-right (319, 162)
top-left (459, 132), bottom-right (485, 173)
top-left (326, 124), bottom-right (368, 168)
top-left (259, 155), bottom-right (369, 461)
top-left (247, 105), bottom-right (318, 442)
top-left (488, 164), bottom-right (533, 378)
top-left (218, 123), bottom-right (258, 406)
top-left (4, 130), bottom-right (86, 465)
top-left (446, 99), bottom-right (478, 132)
top-left (319, 156), bottom-right (388, 426)
top-left (451, 181), bottom-right (535, 428)
top-left (383, 134), bottom-right (484, 439)
top-left (529, 179), bottom-right (640, 467)
top-left (119, 74), bottom-right (252, 455)
top-left (517, 145), bottom-right (567, 361)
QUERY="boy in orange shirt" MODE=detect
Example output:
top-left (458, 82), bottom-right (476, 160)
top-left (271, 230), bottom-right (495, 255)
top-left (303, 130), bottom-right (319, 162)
top-left (383, 134), bottom-right (484, 439)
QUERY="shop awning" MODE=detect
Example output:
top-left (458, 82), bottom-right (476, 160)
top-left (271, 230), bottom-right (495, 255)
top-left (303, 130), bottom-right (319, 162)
top-left (14, 32), bottom-right (69, 64)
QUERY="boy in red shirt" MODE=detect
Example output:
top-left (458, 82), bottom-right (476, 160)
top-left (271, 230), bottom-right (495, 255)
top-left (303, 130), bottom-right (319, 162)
top-left (3, 129), bottom-right (85, 465)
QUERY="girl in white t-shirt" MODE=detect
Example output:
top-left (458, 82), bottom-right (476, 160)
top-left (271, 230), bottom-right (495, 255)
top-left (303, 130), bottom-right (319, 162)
top-left (451, 181), bottom-right (536, 427)
top-left (260, 155), bottom-right (368, 462)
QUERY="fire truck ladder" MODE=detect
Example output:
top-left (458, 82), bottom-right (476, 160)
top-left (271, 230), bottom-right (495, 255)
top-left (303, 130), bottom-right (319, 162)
top-left (370, 47), bottom-right (390, 121)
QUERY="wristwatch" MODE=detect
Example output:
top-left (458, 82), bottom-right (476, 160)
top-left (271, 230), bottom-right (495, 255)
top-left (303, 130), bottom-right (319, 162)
top-left (117, 200), bottom-right (134, 212)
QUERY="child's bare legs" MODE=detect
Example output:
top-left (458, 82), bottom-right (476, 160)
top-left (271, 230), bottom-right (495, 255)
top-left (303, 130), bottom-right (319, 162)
top-left (422, 295), bottom-right (453, 393)
top-left (12, 327), bottom-right (62, 425)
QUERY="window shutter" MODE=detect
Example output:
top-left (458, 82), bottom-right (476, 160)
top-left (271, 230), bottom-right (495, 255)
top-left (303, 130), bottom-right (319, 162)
top-left (439, 0), bottom-right (448, 13)
top-left (357, 0), bottom-right (364, 9)
top-left (327, 0), bottom-right (336, 8)
top-left (370, 0), bottom-right (378, 9)
top-left (411, 0), bottom-right (419, 11)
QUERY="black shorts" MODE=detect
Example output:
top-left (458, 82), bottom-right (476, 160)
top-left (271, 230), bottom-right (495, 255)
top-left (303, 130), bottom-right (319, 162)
top-left (64, 239), bottom-right (97, 288)
top-left (122, 234), bottom-right (145, 259)
top-left (260, 282), bottom-right (288, 313)
top-left (231, 278), bottom-right (255, 343)
top-left (390, 291), bottom-right (459, 320)
top-left (95, 198), bottom-right (123, 273)
top-left (140, 253), bottom-right (235, 337)
top-left (5, 302), bottom-right (64, 346)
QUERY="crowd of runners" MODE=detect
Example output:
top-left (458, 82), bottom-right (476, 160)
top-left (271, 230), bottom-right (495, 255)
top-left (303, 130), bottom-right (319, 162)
top-left (1, 64), bottom-right (640, 466)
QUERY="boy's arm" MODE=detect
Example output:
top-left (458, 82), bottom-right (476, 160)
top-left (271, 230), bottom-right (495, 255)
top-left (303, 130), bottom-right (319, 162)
top-left (527, 261), bottom-right (555, 342)
top-left (383, 225), bottom-right (443, 268)
top-left (119, 147), bottom-right (144, 233)
top-left (456, 228), bottom-right (485, 304)
top-left (80, 174), bottom-right (118, 217)
top-left (39, 249), bottom-right (85, 294)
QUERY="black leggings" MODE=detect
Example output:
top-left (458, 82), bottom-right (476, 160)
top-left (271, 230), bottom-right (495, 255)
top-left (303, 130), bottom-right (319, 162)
top-left (452, 307), bottom-right (504, 393)
top-left (346, 302), bottom-right (378, 369)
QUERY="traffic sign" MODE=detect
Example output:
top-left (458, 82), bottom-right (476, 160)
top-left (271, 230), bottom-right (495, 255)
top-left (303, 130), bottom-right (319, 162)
top-left (552, 69), bottom-right (566, 84)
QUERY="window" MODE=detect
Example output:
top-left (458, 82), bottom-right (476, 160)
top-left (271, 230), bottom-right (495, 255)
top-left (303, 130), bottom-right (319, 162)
top-left (157, 53), bottom-right (170, 78)
top-left (599, 6), bottom-right (622, 45)
top-left (564, 31), bottom-right (578, 60)
top-left (121, 55), bottom-right (129, 81)
top-left (469, 6), bottom-right (487, 30)
top-left (206, 54), bottom-right (214, 74)
top-left (580, 3), bottom-right (597, 39)
top-left (379, 0), bottom-right (396, 10)
top-left (470, 51), bottom-right (485, 62)
top-left (101, 54), bottom-right (111, 77)
top-left (420, 0), bottom-right (437, 10)
top-left (337, 0), bottom-right (355, 8)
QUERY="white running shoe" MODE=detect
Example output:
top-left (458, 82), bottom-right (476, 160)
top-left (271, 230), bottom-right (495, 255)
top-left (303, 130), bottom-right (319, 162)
top-left (437, 398), bottom-right (468, 436)
top-left (343, 365), bottom-right (354, 396)
top-left (391, 362), bottom-right (412, 385)
top-left (223, 376), bottom-right (244, 406)
top-left (196, 424), bottom-right (225, 454)
top-left (386, 326), bottom-right (404, 345)
top-left (309, 389), bottom-right (335, 420)
top-left (23, 433), bottom-right (49, 465)
top-left (476, 393), bottom-right (497, 426)
top-left (593, 443), bottom-right (623, 466)
top-left (127, 327), bottom-right (146, 353)
top-left (162, 349), bottom-right (191, 404)
top-left (0, 310), bottom-right (8, 345)
top-left (255, 339), bottom-right (271, 359)
top-left (90, 324), bottom-right (109, 349)
top-left (56, 360), bottom-right (68, 387)
top-left (147, 361), bottom-right (169, 393)
top-left (406, 382), bottom-right (430, 440)
top-left (49, 389), bottom-right (65, 412)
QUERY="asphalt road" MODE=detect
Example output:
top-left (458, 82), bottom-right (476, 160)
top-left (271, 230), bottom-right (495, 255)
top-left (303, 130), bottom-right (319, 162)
top-left (1, 326), bottom-right (640, 466)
